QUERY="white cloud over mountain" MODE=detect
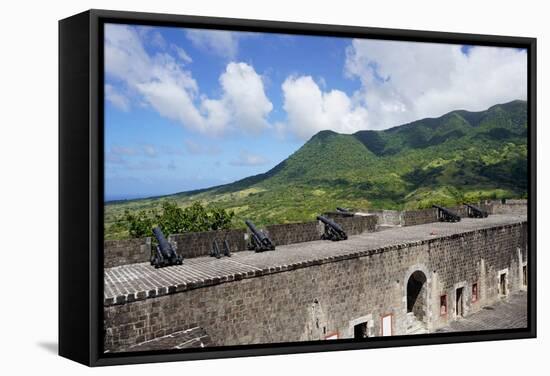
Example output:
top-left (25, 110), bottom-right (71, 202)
top-left (344, 39), bottom-right (527, 129)
top-left (104, 24), bottom-right (272, 136)
top-left (281, 76), bottom-right (369, 140)
top-left (281, 40), bottom-right (526, 140)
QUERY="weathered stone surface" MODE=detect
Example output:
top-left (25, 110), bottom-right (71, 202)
top-left (367, 210), bottom-right (403, 227)
top-left (104, 237), bottom-right (151, 268)
top-left (329, 215), bottom-right (377, 235)
top-left (436, 291), bottom-right (527, 332)
top-left (170, 229), bottom-right (246, 259)
top-left (490, 202), bottom-right (527, 215)
top-left (104, 213), bottom-right (528, 352)
top-left (401, 208), bottom-right (438, 226)
top-left (265, 221), bottom-right (322, 246)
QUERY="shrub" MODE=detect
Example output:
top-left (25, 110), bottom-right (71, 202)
top-left (121, 201), bottom-right (234, 238)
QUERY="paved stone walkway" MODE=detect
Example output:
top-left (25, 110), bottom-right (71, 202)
top-left (104, 214), bottom-right (526, 306)
top-left (437, 291), bottom-right (528, 332)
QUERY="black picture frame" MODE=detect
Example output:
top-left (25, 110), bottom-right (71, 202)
top-left (59, 8), bottom-right (537, 367)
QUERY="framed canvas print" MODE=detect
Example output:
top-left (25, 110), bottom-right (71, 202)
top-left (59, 9), bottom-right (536, 366)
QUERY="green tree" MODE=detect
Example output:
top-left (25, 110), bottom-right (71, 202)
top-left (120, 201), bottom-right (235, 238)
top-left (209, 206), bottom-right (235, 230)
top-left (123, 209), bottom-right (154, 238)
top-left (182, 201), bottom-right (211, 232)
top-left (156, 201), bottom-right (186, 234)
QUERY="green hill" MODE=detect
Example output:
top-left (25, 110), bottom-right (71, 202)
top-left (105, 100), bottom-right (528, 239)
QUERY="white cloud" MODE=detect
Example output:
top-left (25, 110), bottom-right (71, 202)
top-left (105, 84), bottom-right (130, 111)
top-left (150, 31), bottom-right (167, 49)
top-left (185, 29), bottom-right (242, 59)
top-left (229, 151), bottom-right (269, 166)
top-left (344, 39), bottom-right (527, 129)
top-left (280, 41), bottom-right (526, 140)
top-left (104, 24), bottom-right (272, 137)
top-left (219, 62), bottom-right (273, 133)
top-left (281, 75), bottom-right (369, 140)
top-left (105, 24), bottom-right (156, 86)
top-left (172, 45), bottom-right (193, 64)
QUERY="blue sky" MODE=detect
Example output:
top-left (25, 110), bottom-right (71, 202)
top-left (104, 24), bottom-right (527, 201)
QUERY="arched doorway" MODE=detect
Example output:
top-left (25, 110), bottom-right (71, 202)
top-left (406, 271), bottom-right (428, 321)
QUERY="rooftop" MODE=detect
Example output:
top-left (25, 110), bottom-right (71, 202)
top-left (104, 213), bottom-right (527, 306)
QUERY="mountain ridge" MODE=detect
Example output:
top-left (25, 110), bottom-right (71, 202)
top-left (104, 100), bottom-right (528, 239)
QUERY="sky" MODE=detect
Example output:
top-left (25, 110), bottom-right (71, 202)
top-left (104, 23), bottom-right (527, 201)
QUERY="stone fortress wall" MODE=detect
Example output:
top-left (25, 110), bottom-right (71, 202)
top-left (103, 201), bottom-right (528, 351)
top-left (104, 214), bottom-right (378, 267)
top-left (104, 238), bottom-right (151, 268)
top-left (104, 200), bottom-right (522, 267)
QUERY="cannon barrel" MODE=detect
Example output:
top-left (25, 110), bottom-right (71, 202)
top-left (317, 215), bottom-right (348, 241)
top-left (317, 215), bottom-right (345, 232)
top-left (245, 220), bottom-right (275, 252)
top-left (245, 220), bottom-right (265, 240)
top-left (335, 207), bottom-right (354, 217)
top-left (432, 205), bottom-right (461, 222)
top-left (153, 226), bottom-right (174, 257)
top-left (210, 240), bottom-right (221, 258)
top-left (223, 239), bottom-right (232, 257)
top-left (151, 226), bottom-right (183, 268)
top-left (464, 203), bottom-right (488, 218)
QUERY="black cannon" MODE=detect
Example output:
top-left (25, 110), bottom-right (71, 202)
top-left (464, 203), bottom-right (488, 218)
top-left (432, 205), bottom-right (461, 222)
top-left (336, 207), bottom-right (355, 217)
top-left (222, 239), bottom-right (232, 257)
top-left (317, 215), bottom-right (348, 241)
top-left (210, 239), bottom-right (232, 258)
top-left (210, 240), bottom-right (222, 259)
top-left (151, 226), bottom-right (183, 268)
top-left (245, 220), bottom-right (275, 252)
